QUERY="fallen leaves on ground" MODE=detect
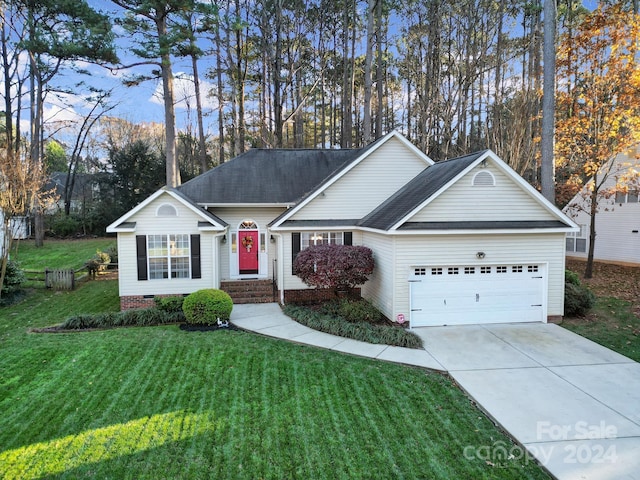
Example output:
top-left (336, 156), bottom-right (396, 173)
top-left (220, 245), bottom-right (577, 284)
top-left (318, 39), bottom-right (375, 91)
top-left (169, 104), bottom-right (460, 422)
top-left (566, 259), bottom-right (640, 319)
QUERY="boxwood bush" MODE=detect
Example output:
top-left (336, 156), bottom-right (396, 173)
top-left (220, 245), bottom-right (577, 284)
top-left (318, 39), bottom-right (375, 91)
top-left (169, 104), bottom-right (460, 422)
top-left (182, 289), bottom-right (233, 325)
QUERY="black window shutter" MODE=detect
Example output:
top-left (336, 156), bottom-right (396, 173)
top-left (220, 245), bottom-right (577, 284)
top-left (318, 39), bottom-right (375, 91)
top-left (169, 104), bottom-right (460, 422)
top-left (136, 235), bottom-right (148, 281)
top-left (344, 232), bottom-right (353, 245)
top-left (191, 234), bottom-right (201, 279)
top-left (291, 232), bottom-right (301, 274)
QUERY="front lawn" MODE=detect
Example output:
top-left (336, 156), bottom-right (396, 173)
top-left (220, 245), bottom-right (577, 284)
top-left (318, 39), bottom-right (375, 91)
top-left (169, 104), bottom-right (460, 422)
top-left (0, 280), bottom-right (549, 479)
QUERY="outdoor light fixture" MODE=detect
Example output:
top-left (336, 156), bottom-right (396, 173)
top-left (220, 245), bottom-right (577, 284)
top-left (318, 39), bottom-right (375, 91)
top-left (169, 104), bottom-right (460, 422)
top-left (222, 235), bottom-right (227, 244)
top-left (270, 235), bottom-right (275, 243)
top-left (476, 251), bottom-right (485, 259)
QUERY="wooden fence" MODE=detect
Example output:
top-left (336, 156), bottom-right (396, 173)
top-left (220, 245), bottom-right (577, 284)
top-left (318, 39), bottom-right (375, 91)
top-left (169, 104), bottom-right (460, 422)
top-left (44, 269), bottom-right (76, 290)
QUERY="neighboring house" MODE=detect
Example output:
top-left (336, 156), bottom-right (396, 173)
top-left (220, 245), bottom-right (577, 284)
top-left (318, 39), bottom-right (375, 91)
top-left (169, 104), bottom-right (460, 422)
top-left (0, 211), bottom-right (29, 257)
top-left (563, 146), bottom-right (640, 266)
top-left (107, 131), bottom-right (577, 326)
top-left (45, 172), bottom-right (104, 213)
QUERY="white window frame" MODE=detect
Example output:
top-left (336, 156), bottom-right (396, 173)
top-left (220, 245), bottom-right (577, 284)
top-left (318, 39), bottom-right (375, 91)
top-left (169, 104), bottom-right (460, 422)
top-left (147, 234), bottom-right (190, 280)
top-left (566, 224), bottom-right (587, 253)
top-left (301, 231), bottom-right (344, 250)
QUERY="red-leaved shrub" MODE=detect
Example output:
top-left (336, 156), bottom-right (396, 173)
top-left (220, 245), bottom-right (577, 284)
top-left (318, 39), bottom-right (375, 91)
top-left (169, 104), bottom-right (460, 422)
top-left (294, 244), bottom-right (374, 292)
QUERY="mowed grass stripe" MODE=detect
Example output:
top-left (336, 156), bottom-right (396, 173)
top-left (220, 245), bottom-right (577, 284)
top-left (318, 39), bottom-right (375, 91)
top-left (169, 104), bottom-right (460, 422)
top-left (1, 278), bottom-right (549, 479)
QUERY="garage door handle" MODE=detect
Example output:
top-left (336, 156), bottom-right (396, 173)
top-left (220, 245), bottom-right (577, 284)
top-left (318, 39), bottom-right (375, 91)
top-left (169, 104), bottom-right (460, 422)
top-left (411, 308), bottom-right (422, 312)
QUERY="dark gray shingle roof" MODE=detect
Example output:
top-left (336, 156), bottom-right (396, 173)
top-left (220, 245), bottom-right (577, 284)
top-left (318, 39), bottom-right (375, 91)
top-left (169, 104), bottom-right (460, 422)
top-left (177, 148), bottom-right (364, 204)
top-left (359, 151), bottom-right (486, 230)
top-left (169, 188), bottom-right (228, 227)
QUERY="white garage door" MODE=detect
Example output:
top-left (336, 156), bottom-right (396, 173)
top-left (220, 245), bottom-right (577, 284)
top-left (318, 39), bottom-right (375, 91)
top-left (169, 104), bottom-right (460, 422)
top-left (409, 264), bottom-right (545, 327)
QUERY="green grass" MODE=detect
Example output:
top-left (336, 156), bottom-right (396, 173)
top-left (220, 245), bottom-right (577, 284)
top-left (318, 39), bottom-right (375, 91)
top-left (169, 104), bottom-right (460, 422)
top-left (10, 238), bottom-right (116, 271)
top-left (563, 297), bottom-right (640, 362)
top-left (0, 280), bottom-right (549, 479)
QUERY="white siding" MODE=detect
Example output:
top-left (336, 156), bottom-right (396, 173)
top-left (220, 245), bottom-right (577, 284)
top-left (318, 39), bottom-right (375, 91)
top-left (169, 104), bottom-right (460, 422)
top-left (210, 207), bottom-right (285, 279)
top-left (290, 137), bottom-right (428, 220)
top-left (567, 196), bottom-right (640, 264)
top-left (412, 162), bottom-right (556, 222)
top-left (564, 148), bottom-right (640, 265)
top-left (360, 232), bottom-right (395, 320)
top-left (117, 194), bottom-right (218, 297)
top-left (390, 233), bottom-right (566, 322)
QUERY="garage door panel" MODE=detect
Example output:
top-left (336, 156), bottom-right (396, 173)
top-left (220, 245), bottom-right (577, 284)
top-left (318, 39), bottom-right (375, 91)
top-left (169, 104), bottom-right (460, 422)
top-left (410, 264), bottom-right (545, 327)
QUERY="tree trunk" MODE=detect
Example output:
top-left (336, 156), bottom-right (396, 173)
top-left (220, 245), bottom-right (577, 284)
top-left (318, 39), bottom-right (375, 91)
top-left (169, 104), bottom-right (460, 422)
top-left (215, 22), bottom-right (225, 163)
top-left (191, 51), bottom-right (207, 173)
top-left (541, 0), bottom-right (556, 203)
top-left (341, 1), bottom-right (353, 148)
top-left (584, 175), bottom-right (598, 279)
top-left (30, 57), bottom-right (44, 247)
top-left (375, 0), bottom-right (384, 139)
top-left (362, 0), bottom-right (375, 145)
top-left (157, 13), bottom-right (180, 187)
top-left (272, 0), bottom-right (283, 147)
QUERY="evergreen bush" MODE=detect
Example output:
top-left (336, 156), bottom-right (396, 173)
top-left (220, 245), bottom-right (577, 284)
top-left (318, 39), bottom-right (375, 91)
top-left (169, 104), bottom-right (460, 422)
top-left (564, 270), bottom-right (596, 317)
top-left (182, 289), bottom-right (233, 325)
top-left (1, 259), bottom-right (25, 296)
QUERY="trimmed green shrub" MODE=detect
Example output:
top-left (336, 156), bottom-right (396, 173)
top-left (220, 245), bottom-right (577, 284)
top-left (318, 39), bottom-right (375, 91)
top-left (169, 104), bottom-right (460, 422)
top-left (283, 304), bottom-right (422, 349)
top-left (182, 289), bottom-right (233, 325)
top-left (154, 296), bottom-right (185, 313)
top-left (564, 270), bottom-right (596, 317)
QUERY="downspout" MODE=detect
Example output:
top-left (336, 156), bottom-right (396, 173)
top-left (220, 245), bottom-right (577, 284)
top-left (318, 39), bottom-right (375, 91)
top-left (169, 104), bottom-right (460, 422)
top-left (212, 229), bottom-right (228, 289)
top-left (270, 232), bottom-right (285, 304)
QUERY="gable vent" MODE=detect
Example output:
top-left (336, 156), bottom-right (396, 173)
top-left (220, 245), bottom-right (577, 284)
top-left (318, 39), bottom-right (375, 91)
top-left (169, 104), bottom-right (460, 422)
top-left (472, 171), bottom-right (495, 187)
top-left (157, 204), bottom-right (178, 216)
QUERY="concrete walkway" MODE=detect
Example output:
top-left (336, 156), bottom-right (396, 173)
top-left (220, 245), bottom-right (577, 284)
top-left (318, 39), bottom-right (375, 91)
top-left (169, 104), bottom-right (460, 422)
top-left (230, 303), bottom-right (640, 480)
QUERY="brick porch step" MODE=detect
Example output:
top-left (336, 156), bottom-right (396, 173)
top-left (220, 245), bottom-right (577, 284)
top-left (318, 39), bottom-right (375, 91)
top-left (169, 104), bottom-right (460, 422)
top-left (220, 279), bottom-right (276, 304)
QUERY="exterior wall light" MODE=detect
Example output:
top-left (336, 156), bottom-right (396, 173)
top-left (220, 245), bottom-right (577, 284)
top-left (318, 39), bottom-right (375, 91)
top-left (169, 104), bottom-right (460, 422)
top-left (476, 251), bottom-right (485, 259)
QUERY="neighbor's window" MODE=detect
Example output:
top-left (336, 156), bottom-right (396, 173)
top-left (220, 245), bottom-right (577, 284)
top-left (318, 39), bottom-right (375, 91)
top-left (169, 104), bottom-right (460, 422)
top-left (301, 231), bottom-right (344, 250)
top-left (148, 234), bottom-right (190, 279)
top-left (566, 224), bottom-right (587, 253)
top-left (616, 189), bottom-right (640, 203)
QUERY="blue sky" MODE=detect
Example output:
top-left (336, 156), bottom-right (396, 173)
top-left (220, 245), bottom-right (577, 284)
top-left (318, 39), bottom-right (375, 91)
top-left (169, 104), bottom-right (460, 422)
top-left (45, 0), bottom-right (601, 150)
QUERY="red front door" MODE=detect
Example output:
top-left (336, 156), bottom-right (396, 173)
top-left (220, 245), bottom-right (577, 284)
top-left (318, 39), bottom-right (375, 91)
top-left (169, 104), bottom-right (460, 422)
top-left (239, 230), bottom-right (259, 274)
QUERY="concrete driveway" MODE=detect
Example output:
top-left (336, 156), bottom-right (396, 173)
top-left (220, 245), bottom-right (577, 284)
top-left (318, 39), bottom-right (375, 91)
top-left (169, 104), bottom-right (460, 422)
top-left (412, 323), bottom-right (640, 480)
